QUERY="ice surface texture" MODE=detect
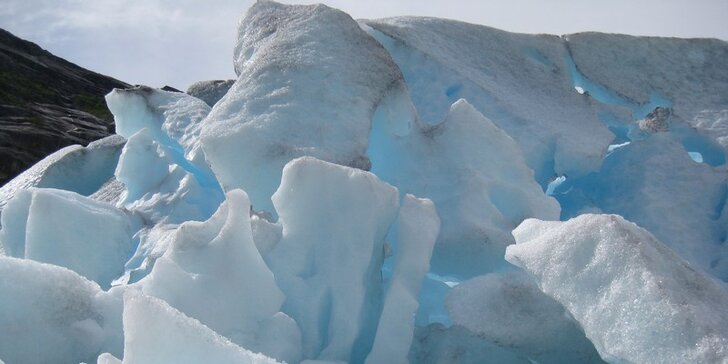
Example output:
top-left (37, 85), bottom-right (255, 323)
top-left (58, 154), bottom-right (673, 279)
top-left (1, 0), bottom-right (728, 363)
top-left (201, 0), bottom-right (407, 214)
top-left (507, 214), bottom-right (728, 364)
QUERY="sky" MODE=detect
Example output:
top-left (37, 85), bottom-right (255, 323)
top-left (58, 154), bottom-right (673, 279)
top-left (1, 0), bottom-right (726, 90)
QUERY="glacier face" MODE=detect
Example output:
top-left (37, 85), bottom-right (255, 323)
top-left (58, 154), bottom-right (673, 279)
top-left (1, 1), bottom-right (728, 363)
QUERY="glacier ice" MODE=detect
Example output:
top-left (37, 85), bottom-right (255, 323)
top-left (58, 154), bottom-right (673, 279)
top-left (566, 33), bottom-right (728, 154)
top-left (366, 194), bottom-right (439, 364)
top-left (0, 256), bottom-right (111, 364)
top-left (554, 134), bottom-right (728, 280)
top-left (138, 189), bottom-right (299, 363)
top-left (121, 290), bottom-right (280, 364)
top-left (369, 98), bottom-right (560, 278)
top-left (506, 214), bottom-right (728, 364)
top-left (1, 188), bottom-right (137, 288)
top-left (201, 1), bottom-right (407, 214)
top-left (2, 0), bottom-right (728, 363)
top-left (364, 17), bottom-right (615, 183)
top-left (0, 134), bottom-right (125, 219)
top-left (267, 156), bottom-right (400, 362)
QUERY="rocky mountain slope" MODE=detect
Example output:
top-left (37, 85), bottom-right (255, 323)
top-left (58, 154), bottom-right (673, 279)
top-left (0, 28), bottom-right (129, 185)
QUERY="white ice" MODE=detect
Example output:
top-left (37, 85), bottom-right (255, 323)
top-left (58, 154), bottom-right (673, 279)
top-left (121, 290), bottom-right (280, 364)
top-left (0, 256), bottom-right (109, 364)
top-left (201, 1), bottom-right (407, 215)
top-left (0, 188), bottom-right (137, 288)
top-left (507, 214), bottom-right (728, 364)
top-left (138, 189), bottom-right (300, 363)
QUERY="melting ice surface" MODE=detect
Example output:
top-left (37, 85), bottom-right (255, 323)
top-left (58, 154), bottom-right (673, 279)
top-left (1, 1), bottom-right (728, 363)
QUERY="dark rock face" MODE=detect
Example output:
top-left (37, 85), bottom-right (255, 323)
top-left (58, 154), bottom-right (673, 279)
top-left (0, 28), bottom-right (129, 185)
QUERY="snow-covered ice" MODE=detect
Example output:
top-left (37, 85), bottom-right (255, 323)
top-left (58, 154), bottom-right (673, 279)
top-left (0, 257), bottom-right (108, 364)
top-left (506, 214), bottom-right (728, 364)
top-left (121, 290), bottom-right (280, 364)
top-left (201, 1), bottom-right (406, 214)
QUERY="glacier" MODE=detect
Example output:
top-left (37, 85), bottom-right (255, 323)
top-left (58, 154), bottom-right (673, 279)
top-left (1, 1), bottom-right (727, 363)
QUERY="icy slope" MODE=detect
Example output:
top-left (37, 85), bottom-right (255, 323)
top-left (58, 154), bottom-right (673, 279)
top-left (1, 1), bottom-right (728, 363)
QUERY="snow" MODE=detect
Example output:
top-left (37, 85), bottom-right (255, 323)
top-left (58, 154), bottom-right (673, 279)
top-left (506, 214), bottom-right (728, 364)
top-left (201, 1), bottom-right (406, 215)
top-left (121, 290), bottom-right (280, 364)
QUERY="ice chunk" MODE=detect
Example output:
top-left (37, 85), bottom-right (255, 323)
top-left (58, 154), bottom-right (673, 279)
top-left (366, 195), bottom-right (440, 364)
top-left (0, 256), bottom-right (105, 364)
top-left (506, 214), bottom-right (728, 364)
top-left (139, 189), bottom-right (299, 363)
top-left (556, 134), bottom-right (728, 280)
top-left (24, 189), bottom-right (136, 288)
top-left (364, 18), bottom-right (614, 182)
top-left (267, 157), bottom-right (399, 361)
top-left (446, 272), bottom-right (605, 363)
top-left (1, 188), bottom-right (137, 288)
top-left (0, 135), bottom-right (126, 218)
top-left (122, 290), bottom-right (280, 364)
top-left (201, 1), bottom-right (407, 214)
top-left (186, 80), bottom-right (235, 107)
top-left (369, 99), bottom-right (560, 278)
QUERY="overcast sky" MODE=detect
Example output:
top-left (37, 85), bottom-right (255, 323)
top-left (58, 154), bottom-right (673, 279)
top-left (2, 0), bottom-right (727, 90)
